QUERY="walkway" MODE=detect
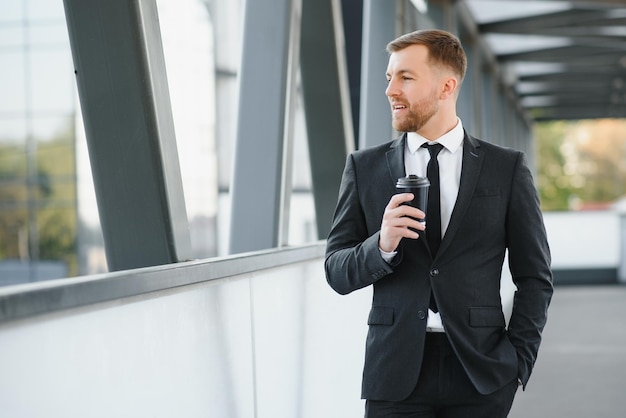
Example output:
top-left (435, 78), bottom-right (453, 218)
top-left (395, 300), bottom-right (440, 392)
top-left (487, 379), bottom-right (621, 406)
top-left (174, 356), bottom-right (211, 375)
top-left (509, 285), bottom-right (626, 418)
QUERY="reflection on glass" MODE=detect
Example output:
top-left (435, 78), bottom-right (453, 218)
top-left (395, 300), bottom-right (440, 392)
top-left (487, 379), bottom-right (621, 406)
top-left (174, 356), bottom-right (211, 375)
top-left (0, 0), bottom-right (92, 285)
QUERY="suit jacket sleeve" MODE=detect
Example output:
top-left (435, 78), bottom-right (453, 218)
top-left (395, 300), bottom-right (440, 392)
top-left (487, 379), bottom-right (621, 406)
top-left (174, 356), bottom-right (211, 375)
top-left (505, 152), bottom-right (553, 388)
top-left (324, 153), bottom-right (398, 295)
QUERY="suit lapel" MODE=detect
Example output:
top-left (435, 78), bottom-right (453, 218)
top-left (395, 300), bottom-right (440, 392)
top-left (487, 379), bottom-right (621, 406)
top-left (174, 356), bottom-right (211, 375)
top-left (438, 132), bottom-right (483, 256)
top-left (385, 134), bottom-right (406, 188)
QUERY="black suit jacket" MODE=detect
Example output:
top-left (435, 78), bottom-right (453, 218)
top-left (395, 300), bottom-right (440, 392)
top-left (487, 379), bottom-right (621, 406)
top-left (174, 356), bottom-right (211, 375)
top-left (325, 132), bottom-right (553, 400)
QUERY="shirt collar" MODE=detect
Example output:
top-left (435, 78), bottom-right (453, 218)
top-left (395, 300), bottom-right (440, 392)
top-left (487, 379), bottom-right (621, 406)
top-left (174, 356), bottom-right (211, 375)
top-left (406, 118), bottom-right (464, 154)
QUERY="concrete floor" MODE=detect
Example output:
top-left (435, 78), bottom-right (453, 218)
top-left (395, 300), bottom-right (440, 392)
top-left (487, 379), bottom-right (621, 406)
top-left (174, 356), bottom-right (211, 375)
top-left (509, 285), bottom-right (626, 418)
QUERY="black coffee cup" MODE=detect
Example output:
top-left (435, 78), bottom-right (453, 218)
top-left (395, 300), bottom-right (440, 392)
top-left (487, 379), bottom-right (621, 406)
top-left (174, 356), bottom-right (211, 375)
top-left (396, 175), bottom-right (430, 222)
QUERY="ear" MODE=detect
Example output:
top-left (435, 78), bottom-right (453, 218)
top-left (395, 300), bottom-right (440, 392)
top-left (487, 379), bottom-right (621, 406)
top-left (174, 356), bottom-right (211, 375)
top-left (439, 76), bottom-right (458, 99)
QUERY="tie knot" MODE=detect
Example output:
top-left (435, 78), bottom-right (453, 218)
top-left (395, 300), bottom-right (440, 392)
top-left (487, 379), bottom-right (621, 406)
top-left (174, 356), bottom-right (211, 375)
top-left (422, 142), bottom-right (444, 158)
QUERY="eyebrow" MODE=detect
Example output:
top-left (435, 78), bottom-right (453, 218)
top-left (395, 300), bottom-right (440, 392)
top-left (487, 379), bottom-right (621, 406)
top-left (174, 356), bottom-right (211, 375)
top-left (386, 69), bottom-right (416, 78)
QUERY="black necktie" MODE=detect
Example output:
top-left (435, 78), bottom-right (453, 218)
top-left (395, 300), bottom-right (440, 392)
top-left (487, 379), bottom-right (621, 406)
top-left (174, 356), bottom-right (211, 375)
top-left (423, 142), bottom-right (443, 256)
top-left (423, 142), bottom-right (443, 312)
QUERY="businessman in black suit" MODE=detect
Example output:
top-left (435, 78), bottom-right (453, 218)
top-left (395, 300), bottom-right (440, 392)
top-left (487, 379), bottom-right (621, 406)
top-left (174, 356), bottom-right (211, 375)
top-left (325, 29), bottom-right (553, 417)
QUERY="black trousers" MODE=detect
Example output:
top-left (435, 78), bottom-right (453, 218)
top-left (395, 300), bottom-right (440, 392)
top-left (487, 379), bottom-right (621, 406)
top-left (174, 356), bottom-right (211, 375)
top-left (365, 333), bottom-right (518, 418)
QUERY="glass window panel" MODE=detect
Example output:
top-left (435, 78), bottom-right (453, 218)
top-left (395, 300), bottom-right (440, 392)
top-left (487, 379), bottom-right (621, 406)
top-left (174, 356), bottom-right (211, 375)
top-left (291, 90), bottom-right (312, 190)
top-left (0, 118), bottom-right (27, 143)
top-left (0, 0), bottom-right (95, 284)
top-left (215, 77), bottom-right (237, 189)
top-left (29, 21), bottom-right (70, 47)
top-left (212, 0), bottom-right (243, 256)
top-left (157, 0), bottom-right (218, 259)
top-left (0, 139), bottom-right (28, 261)
top-left (36, 206), bottom-right (75, 278)
top-left (29, 49), bottom-right (75, 113)
top-left (0, 1), bottom-right (23, 23)
top-left (0, 51), bottom-right (26, 113)
top-left (27, 0), bottom-right (65, 21)
top-left (74, 112), bottom-right (106, 275)
top-left (213, 0), bottom-right (242, 70)
top-left (0, 140), bottom-right (27, 178)
top-left (31, 115), bottom-right (74, 142)
top-left (0, 24), bottom-right (24, 49)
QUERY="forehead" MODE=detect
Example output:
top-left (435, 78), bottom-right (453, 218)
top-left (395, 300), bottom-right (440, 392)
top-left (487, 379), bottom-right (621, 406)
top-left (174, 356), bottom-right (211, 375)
top-left (386, 44), bottom-right (431, 74)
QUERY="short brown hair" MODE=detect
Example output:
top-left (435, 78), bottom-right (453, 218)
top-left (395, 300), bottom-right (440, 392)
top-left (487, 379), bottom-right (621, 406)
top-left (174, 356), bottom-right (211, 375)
top-left (387, 29), bottom-right (467, 83)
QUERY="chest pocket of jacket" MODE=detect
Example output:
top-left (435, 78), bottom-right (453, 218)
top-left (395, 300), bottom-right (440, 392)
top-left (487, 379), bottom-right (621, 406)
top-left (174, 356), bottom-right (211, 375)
top-left (474, 187), bottom-right (500, 197)
top-left (469, 307), bottom-right (505, 328)
top-left (472, 187), bottom-right (500, 205)
top-left (368, 306), bottom-right (394, 326)
top-left (470, 187), bottom-right (503, 226)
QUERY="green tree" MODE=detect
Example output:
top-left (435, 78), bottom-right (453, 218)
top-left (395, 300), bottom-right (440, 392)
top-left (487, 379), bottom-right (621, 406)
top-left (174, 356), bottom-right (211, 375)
top-left (0, 143), bottom-right (29, 259)
top-left (570, 119), bottom-right (626, 205)
top-left (535, 119), bottom-right (626, 211)
top-left (0, 122), bottom-right (78, 275)
top-left (535, 121), bottom-right (576, 211)
top-left (36, 128), bottom-right (78, 273)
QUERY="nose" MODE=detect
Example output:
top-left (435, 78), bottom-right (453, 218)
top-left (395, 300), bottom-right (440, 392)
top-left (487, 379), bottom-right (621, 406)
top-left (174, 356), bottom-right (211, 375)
top-left (385, 78), bottom-right (399, 98)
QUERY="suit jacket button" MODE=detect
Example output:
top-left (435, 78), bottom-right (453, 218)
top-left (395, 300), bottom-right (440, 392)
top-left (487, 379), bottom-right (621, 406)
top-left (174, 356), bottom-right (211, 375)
top-left (430, 268), bottom-right (439, 277)
top-left (417, 310), bottom-right (427, 320)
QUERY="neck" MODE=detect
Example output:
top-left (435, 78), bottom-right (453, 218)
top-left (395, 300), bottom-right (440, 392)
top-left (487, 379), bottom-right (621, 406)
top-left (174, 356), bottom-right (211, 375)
top-left (417, 113), bottom-right (458, 141)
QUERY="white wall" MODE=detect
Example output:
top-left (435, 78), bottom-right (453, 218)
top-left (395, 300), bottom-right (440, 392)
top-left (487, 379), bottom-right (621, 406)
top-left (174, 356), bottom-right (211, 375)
top-left (0, 259), bottom-right (371, 418)
top-left (543, 211), bottom-right (620, 269)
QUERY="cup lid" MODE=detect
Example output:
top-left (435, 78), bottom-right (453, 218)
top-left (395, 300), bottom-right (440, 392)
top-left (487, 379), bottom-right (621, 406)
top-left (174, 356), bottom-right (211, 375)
top-left (396, 174), bottom-right (429, 188)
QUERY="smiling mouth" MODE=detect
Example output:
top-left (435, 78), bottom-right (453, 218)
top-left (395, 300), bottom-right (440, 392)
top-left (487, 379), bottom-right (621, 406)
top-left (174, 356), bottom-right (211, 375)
top-left (392, 104), bottom-right (407, 112)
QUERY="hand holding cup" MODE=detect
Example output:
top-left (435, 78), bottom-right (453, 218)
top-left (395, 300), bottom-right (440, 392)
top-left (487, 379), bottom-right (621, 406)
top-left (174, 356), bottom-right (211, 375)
top-left (379, 175), bottom-right (430, 253)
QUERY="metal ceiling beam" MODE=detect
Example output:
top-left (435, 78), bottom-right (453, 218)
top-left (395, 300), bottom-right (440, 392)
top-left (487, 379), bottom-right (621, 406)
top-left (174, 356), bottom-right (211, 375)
top-left (526, 96), bottom-right (621, 107)
top-left (518, 88), bottom-right (614, 98)
top-left (467, 0), bottom-right (626, 121)
top-left (519, 72), bottom-right (624, 83)
top-left (479, 9), bottom-right (611, 34)
top-left (498, 45), bottom-right (623, 63)
top-left (479, 0), bottom-right (620, 3)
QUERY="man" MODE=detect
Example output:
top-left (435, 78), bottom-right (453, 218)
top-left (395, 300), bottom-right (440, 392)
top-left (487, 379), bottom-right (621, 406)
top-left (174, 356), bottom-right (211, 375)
top-left (325, 29), bottom-right (552, 417)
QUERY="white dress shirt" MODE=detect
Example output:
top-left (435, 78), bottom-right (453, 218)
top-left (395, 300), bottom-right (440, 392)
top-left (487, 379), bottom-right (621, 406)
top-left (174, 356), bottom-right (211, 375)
top-left (381, 118), bottom-right (464, 331)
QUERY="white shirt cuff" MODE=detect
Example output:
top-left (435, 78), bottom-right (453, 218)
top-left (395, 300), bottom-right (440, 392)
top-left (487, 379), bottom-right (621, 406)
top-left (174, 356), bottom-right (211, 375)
top-left (379, 248), bottom-right (397, 264)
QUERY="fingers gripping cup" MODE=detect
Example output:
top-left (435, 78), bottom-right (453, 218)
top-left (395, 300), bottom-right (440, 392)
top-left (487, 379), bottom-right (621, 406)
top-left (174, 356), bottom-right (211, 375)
top-left (396, 175), bottom-right (430, 223)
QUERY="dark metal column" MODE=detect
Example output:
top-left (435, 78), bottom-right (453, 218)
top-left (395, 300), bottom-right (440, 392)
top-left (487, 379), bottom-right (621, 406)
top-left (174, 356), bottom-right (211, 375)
top-left (457, 40), bottom-right (476, 135)
top-left (63, 0), bottom-right (192, 271)
top-left (359, 0), bottom-right (396, 149)
top-left (341, 0), bottom-right (364, 143)
top-left (228, 0), bottom-right (299, 254)
top-left (301, 0), bottom-right (355, 240)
